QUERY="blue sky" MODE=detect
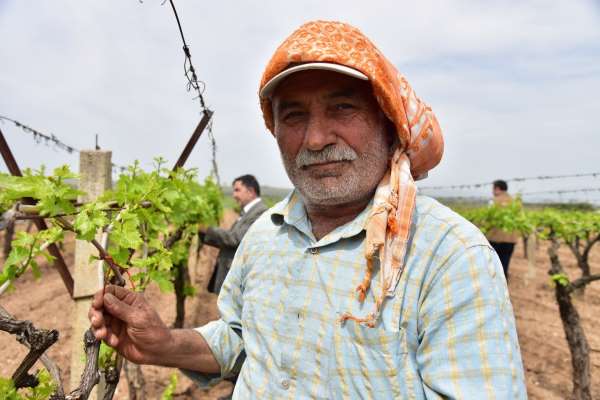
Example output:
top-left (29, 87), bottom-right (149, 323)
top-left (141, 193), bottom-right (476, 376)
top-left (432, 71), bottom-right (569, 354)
top-left (1, 0), bottom-right (599, 203)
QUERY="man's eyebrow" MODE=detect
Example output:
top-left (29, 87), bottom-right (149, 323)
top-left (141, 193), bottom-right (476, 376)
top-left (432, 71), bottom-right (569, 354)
top-left (275, 87), bottom-right (360, 113)
top-left (276, 100), bottom-right (302, 114)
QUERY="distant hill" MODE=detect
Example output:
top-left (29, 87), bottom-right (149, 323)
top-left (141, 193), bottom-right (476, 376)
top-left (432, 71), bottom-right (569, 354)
top-left (220, 185), bottom-right (292, 209)
top-left (221, 185), bottom-right (292, 199)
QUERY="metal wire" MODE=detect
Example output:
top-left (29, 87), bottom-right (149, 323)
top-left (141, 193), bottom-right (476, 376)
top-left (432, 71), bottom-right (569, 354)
top-left (165, 0), bottom-right (220, 184)
top-left (0, 115), bottom-right (128, 173)
top-left (0, 115), bottom-right (78, 154)
top-left (419, 172), bottom-right (600, 191)
top-left (520, 187), bottom-right (600, 196)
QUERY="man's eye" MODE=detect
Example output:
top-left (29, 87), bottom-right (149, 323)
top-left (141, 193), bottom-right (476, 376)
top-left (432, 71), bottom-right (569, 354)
top-left (334, 103), bottom-right (355, 111)
top-left (283, 111), bottom-right (305, 121)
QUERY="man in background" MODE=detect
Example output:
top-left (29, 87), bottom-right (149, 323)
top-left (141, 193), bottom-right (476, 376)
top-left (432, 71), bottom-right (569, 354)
top-left (201, 174), bottom-right (267, 295)
top-left (487, 179), bottom-right (519, 278)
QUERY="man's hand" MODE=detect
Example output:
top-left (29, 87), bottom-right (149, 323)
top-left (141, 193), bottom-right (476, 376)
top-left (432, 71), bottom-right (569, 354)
top-left (88, 285), bottom-right (221, 373)
top-left (89, 285), bottom-right (171, 365)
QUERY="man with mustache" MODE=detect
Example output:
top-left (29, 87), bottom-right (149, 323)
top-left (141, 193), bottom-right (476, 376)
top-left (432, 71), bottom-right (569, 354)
top-left (89, 21), bottom-right (526, 399)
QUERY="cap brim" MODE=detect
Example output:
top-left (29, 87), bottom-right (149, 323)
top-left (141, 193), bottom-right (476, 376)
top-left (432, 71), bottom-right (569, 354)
top-left (260, 62), bottom-right (369, 99)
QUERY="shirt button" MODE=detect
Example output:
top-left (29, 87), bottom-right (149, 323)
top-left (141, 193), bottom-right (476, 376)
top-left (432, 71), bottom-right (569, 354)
top-left (309, 247), bottom-right (318, 255)
top-left (281, 379), bottom-right (290, 390)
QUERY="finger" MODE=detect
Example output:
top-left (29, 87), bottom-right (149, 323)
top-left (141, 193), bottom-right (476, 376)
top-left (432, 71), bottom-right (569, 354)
top-left (106, 334), bottom-right (120, 348)
top-left (88, 304), bottom-right (109, 327)
top-left (103, 292), bottom-right (137, 325)
top-left (93, 325), bottom-right (108, 340)
top-left (96, 327), bottom-right (120, 348)
top-left (104, 285), bottom-right (137, 304)
top-left (103, 314), bottom-right (113, 331)
top-left (110, 314), bottom-right (122, 338)
top-left (91, 288), bottom-right (107, 309)
top-left (89, 310), bottom-right (105, 329)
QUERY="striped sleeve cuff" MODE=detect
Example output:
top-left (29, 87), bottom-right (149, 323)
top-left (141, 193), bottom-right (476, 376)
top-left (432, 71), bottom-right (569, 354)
top-left (180, 320), bottom-right (246, 387)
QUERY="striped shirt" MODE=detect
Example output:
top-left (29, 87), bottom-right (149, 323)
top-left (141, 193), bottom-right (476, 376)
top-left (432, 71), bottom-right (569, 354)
top-left (188, 191), bottom-right (527, 399)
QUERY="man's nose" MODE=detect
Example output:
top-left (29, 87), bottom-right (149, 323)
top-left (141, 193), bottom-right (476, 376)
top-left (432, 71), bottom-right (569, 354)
top-left (303, 114), bottom-right (336, 151)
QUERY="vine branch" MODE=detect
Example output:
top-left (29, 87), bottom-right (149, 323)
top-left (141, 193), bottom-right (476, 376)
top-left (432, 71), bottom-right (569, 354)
top-left (0, 308), bottom-right (60, 390)
top-left (54, 217), bottom-right (126, 287)
top-left (568, 274), bottom-right (600, 293)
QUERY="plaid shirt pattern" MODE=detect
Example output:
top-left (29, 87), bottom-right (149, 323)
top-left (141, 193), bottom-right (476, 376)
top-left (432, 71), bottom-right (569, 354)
top-left (187, 191), bottom-right (527, 399)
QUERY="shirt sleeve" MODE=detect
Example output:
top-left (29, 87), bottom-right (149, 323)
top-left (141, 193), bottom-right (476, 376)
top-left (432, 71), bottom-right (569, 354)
top-left (416, 244), bottom-right (527, 399)
top-left (203, 226), bottom-right (244, 249)
top-left (180, 237), bottom-right (249, 387)
top-left (203, 206), bottom-right (265, 249)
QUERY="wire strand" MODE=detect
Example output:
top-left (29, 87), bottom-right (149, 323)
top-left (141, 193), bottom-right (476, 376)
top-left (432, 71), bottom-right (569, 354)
top-left (165, 0), bottom-right (219, 184)
top-left (419, 172), bottom-right (600, 191)
top-left (0, 115), bottom-right (78, 154)
top-left (0, 114), bottom-right (128, 173)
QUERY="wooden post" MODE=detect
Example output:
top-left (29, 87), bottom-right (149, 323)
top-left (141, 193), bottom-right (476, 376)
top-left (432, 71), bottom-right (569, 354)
top-left (524, 233), bottom-right (537, 286)
top-left (70, 150), bottom-right (112, 397)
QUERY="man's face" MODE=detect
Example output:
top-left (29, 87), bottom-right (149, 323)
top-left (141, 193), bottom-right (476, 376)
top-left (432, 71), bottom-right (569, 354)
top-left (232, 180), bottom-right (256, 208)
top-left (493, 185), bottom-right (502, 197)
top-left (271, 70), bottom-right (392, 207)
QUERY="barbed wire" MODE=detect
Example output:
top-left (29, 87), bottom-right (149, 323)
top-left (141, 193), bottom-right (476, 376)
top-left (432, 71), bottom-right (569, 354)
top-left (0, 114), bottom-right (128, 174)
top-left (112, 164), bottom-right (128, 174)
top-left (424, 188), bottom-right (600, 204)
top-left (419, 172), bottom-right (600, 191)
top-left (0, 115), bottom-right (79, 154)
top-left (166, 0), bottom-right (207, 110)
top-left (164, 0), bottom-right (220, 185)
top-left (520, 187), bottom-right (600, 196)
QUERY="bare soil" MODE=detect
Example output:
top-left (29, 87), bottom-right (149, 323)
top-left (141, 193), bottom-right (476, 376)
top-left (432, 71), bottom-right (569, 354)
top-left (1, 215), bottom-right (599, 399)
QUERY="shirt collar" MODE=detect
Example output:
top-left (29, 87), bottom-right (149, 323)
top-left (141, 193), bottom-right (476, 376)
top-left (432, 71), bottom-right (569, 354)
top-left (270, 190), bottom-right (372, 246)
top-left (243, 197), bottom-right (261, 214)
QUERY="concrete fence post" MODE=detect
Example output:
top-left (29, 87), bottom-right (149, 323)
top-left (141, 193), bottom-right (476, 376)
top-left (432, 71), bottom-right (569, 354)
top-left (70, 150), bottom-right (112, 398)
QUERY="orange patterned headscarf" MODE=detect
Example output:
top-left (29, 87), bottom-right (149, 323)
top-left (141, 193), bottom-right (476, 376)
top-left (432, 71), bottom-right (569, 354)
top-left (259, 21), bottom-right (444, 327)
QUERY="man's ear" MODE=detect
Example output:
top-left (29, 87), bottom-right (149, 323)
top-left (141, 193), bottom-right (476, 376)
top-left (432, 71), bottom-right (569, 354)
top-left (383, 116), bottom-right (400, 157)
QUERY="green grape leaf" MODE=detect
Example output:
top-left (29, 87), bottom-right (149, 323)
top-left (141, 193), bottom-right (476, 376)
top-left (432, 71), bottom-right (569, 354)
top-left (0, 377), bottom-right (19, 400)
top-left (150, 270), bottom-right (174, 292)
top-left (161, 372), bottom-right (178, 400)
top-left (25, 369), bottom-right (57, 400)
top-left (74, 203), bottom-right (109, 241)
top-left (551, 273), bottom-right (570, 287)
top-left (183, 284), bottom-right (196, 297)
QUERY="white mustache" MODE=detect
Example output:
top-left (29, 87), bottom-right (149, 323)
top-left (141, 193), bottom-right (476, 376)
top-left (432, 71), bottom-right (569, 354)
top-left (295, 145), bottom-right (358, 168)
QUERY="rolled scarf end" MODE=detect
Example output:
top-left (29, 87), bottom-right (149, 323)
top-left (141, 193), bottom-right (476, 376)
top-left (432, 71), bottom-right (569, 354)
top-left (387, 212), bottom-right (400, 234)
top-left (339, 312), bottom-right (377, 328)
top-left (355, 257), bottom-right (376, 303)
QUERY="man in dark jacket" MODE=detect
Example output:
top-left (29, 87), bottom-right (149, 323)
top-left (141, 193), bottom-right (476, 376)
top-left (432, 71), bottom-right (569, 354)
top-left (201, 174), bottom-right (267, 295)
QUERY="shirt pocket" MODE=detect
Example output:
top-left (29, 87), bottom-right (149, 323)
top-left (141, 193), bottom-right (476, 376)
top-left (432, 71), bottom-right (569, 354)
top-left (328, 322), bottom-right (409, 399)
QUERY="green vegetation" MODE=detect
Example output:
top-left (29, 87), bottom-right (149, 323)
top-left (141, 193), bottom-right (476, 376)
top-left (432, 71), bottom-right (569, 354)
top-left (0, 370), bottom-right (56, 400)
top-left (455, 199), bottom-right (600, 400)
top-left (160, 373), bottom-right (178, 400)
top-left (0, 161), bottom-right (224, 399)
top-left (0, 161), bottom-right (223, 292)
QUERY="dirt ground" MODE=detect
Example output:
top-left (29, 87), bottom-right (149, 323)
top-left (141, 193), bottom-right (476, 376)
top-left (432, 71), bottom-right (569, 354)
top-left (1, 214), bottom-right (599, 399)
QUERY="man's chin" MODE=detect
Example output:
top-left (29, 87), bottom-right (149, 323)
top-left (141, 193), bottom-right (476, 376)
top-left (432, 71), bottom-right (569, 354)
top-left (296, 180), bottom-right (357, 205)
